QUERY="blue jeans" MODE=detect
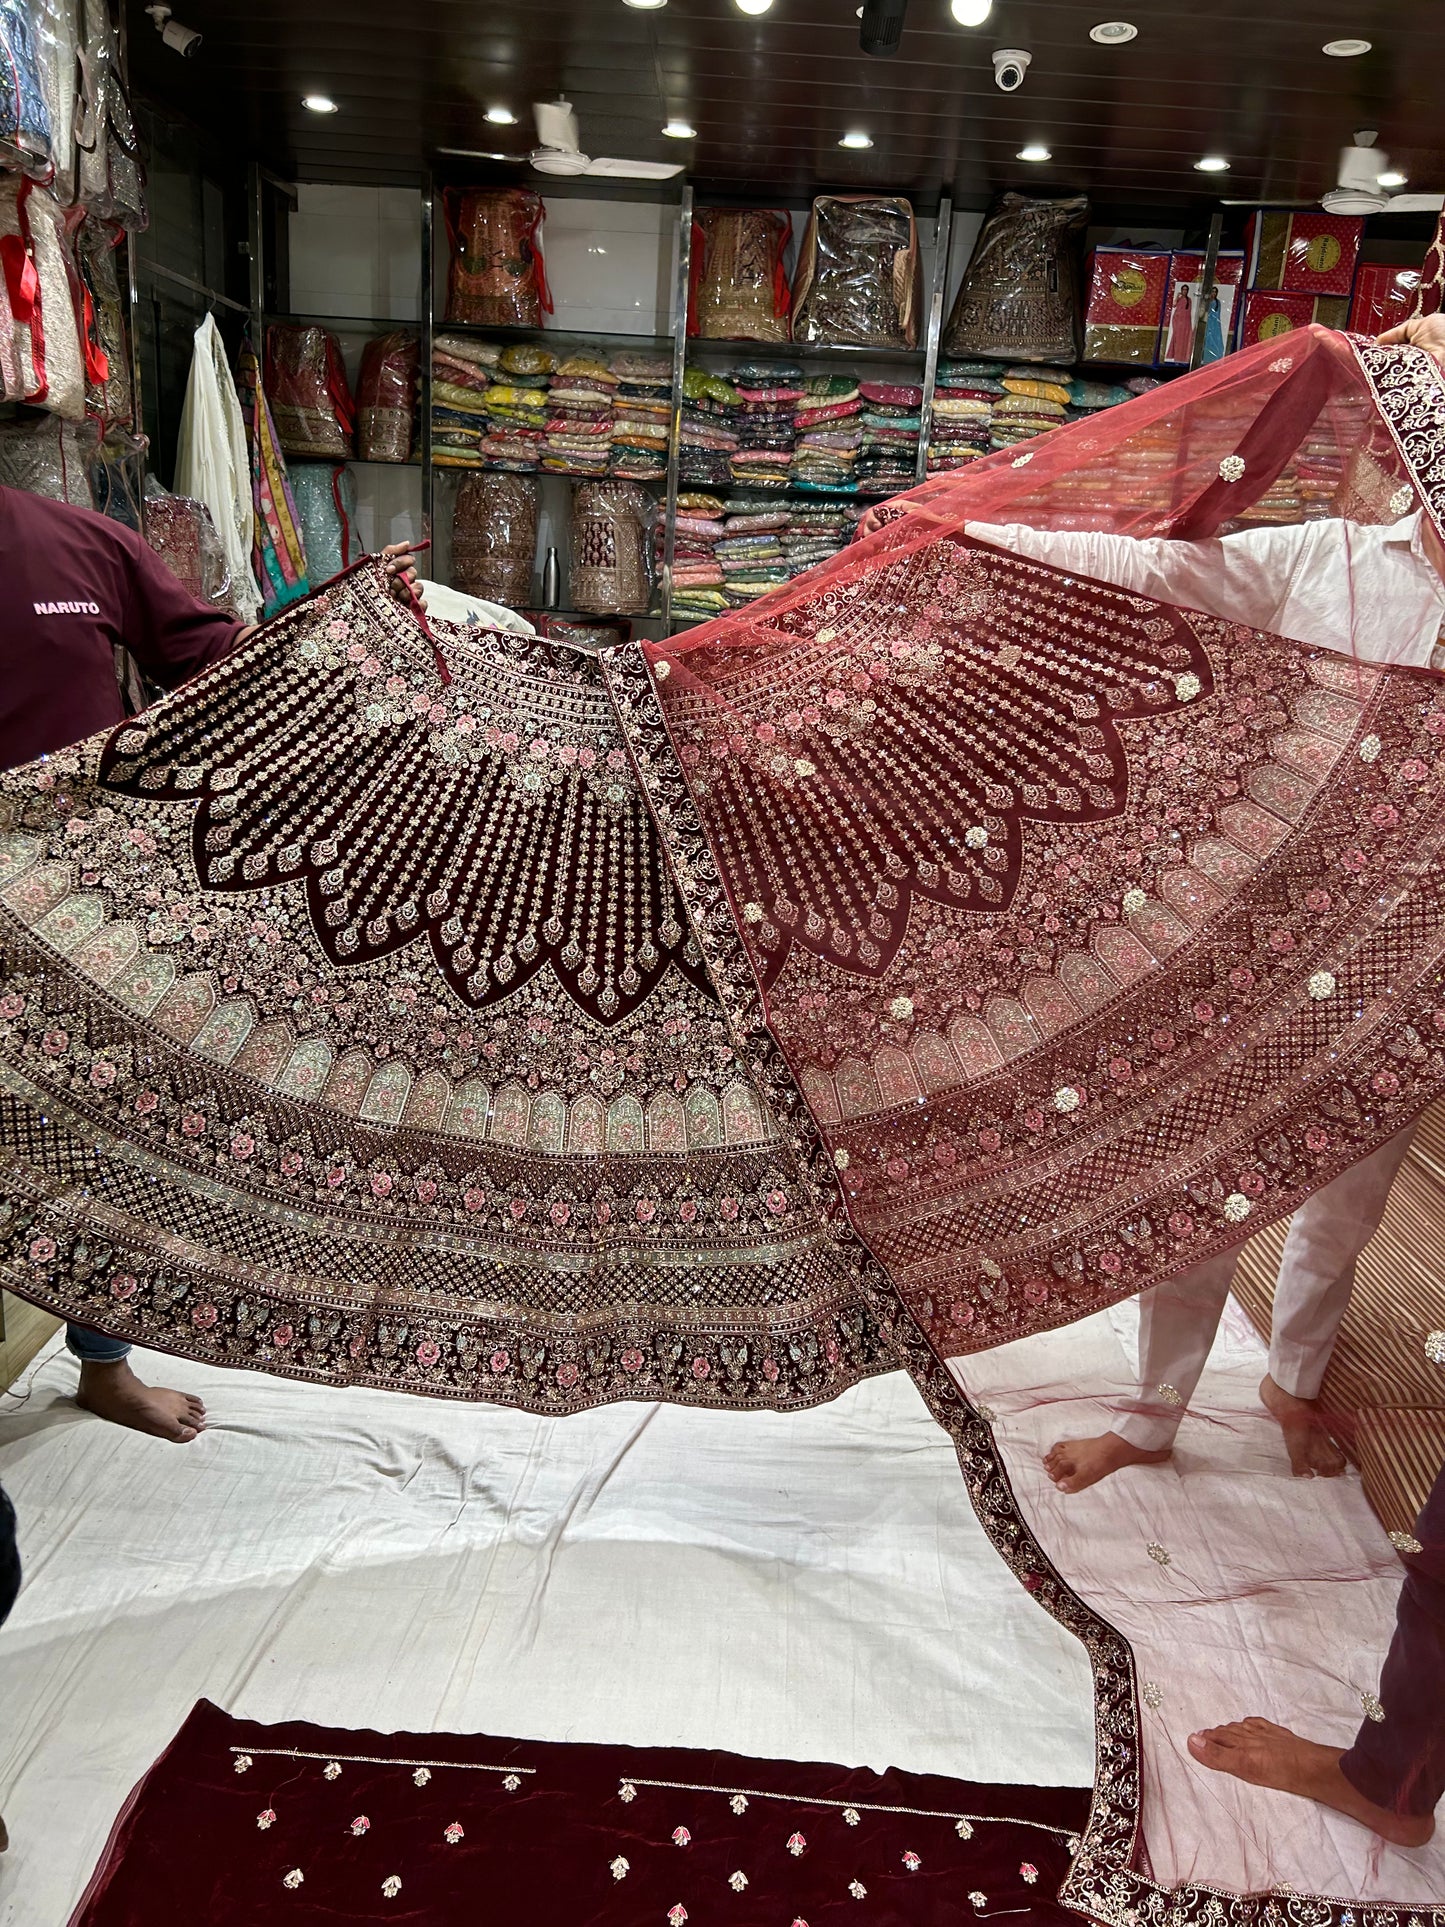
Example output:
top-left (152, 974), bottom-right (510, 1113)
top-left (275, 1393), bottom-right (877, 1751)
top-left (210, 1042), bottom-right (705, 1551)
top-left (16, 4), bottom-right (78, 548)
top-left (65, 1323), bottom-right (132, 1366)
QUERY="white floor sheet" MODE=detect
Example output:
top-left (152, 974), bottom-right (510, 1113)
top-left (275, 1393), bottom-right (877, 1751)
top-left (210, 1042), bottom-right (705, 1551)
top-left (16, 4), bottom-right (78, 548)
top-left (953, 1298), bottom-right (1445, 1907)
top-left (0, 1342), bottom-right (1094, 1925)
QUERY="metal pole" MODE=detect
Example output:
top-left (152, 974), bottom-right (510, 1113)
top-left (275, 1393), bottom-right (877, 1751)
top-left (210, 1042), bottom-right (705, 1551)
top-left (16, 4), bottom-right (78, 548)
top-left (661, 182), bottom-right (693, 632)
top-left (116, 0), bottom-right (146, 532)
top-left (917, 191), bottom-right (952, 483)
top-left (1189, 207), bottom-right (1224, 371)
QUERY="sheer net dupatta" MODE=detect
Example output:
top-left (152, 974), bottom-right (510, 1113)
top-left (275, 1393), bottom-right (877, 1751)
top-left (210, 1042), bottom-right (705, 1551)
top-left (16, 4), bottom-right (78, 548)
top-left (0, 559), bottom-right (896, 1411)
top-left (627, 328), bottom-right (1445, 1360)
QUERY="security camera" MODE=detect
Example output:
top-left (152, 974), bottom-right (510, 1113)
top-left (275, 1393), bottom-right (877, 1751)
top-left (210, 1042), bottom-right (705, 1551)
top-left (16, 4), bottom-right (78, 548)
top-left (145, 5), bottom-right (202, 56)
top-left (992, 47), bottom-right (1031, 91)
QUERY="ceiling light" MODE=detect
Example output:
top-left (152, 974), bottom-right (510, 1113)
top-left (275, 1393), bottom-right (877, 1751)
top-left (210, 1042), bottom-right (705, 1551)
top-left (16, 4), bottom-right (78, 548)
top-left (662, 118), bottom-right (696, 138)
top-left (485, 106), bottom-right (515, 125)
top-left (1378, 169), bottom-right (1406, 188)
top-left (1322, 37), bottom-right (1371, 56)
top-left (622, 0), bottom-right (668, 9)
top-left (734, 0), bottom-right (774, 12)
top-left (839, 131), bottom-right (874, 149)
top-left (1089, 19), bottom-right (1137, 42)
top-left (950, 0), bottom-right (992, 24)
top-left (1194, 155), bottom-right (1230, 173)
top-left (302, 94), bottom-right (338, 114)
top-left (1017, 142), bottom-right (1051, 162)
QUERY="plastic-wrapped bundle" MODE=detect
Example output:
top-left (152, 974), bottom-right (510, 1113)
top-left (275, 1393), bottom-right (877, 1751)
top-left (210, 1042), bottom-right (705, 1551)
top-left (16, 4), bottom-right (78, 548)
top-left (942, 193), bottom-right (1088, 364)
top-left (570, 479), bottom-right (651, 616)
top-left (792, 197), bottom-right (920, 349)
top-left (452, 471), bottom-right (538, 608)
top-left (689, 208), bottom-right (792, 342)
top-left (444, 188), bottom-right (550, 329)
top-left (290, 463), bottom-right (358, 585)
top-left (78, 218), bottom-right (133, 427)
top-left (142, 476), bottom-right (236, 611)
top-left (0, 411), bottom-right (99, 503)
top-left (356, 330), bottom-right (418, 463)
top-left (0, 0), bottom-right (52, 170)
top-left (264, 324), bottom-right (355, 459)
top-left (0, 180), bottom-right (86, 419)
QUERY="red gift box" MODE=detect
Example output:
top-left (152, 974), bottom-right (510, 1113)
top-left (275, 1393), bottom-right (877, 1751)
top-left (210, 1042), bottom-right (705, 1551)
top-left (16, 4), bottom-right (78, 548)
top-left (1348, 260), bottom-right (1423, 335)
top-left (1247, 211), bottom-right (1363, 297)
top-left (1239, 290), bottom-right (1350, 347)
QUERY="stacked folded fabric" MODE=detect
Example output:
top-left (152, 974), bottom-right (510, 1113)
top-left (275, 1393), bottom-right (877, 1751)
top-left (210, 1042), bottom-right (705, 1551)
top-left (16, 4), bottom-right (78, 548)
top-left (858, 380), bottom-right (921, 497)
top-left (680, 368), bottom-right (742, 490)
top-left (668, 492), bottom-right (729, 624)
top-left (480, 345), bottom-right (552, 471)
top-left (927, 362), bottom-right (1000, 472)
top-left (610, 352), bottom-right (673, 482)
top-left (791, 376), bottom-right (862, 493)
top-left (715, 508), bottom-right (791, 603)
top-left (989, 367), bottom-right (1071, 450)
top-left (782, 500), bottom-right (859, 575)
top-left (543, 353), bottom-right (616, 477)
top-left (729, 359), bottom-right (803, 493)
top-left (430, 334), bottom-right (497, 466)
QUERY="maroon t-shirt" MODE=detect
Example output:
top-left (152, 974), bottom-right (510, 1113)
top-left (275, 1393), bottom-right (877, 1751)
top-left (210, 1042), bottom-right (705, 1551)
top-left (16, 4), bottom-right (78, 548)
top-left (0, 485), bottom-right (246, 771)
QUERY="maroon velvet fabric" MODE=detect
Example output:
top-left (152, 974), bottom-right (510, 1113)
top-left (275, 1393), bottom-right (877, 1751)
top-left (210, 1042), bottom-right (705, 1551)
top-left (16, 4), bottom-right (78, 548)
top-left (70, 1700), bottom-right (1089, 1926)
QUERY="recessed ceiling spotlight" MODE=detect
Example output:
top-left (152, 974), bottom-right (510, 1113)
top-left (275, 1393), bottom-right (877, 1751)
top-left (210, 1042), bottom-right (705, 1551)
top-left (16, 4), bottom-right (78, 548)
top-left (1378, 169), bottom-right (1407, 188)
top-left (302, 93), bottom-right (338, 113)
top-left (662, 118), bottom-right (696, 138)
top-left (1322, 37), bottom-right (1371, 56)
top-left (1089, 20), bottom-right (1137, 43)
top-left (734, 0), bottom-right (774, 12)
top-left (622, 0), bottom-right (667, 9)
top-left (950, 0), bottom-right (992, 24)
top-left (485, 106), bottom-right (515, 125)
top-left (1194, 154), bottom-right (1230, 172)
top-left (839, 130), bottom-right (874, 149)
top-left (1017, 142), bottom-right (1052, 161)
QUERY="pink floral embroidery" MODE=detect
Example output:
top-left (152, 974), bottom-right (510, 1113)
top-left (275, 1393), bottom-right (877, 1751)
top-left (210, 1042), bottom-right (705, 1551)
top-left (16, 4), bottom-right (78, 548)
top-left (415, 1340), bottom-right (441, 1368)
top-left (463, 1186), bottom-right (486, 1212)
top-left (0, 993), bottom-right (24, 1019)
top-left (350, 1815), bottom-right (370, 1836)
top-left (110, 1272), bottom-right (137, 1299)
top-left (556, 1362), bottom-right (580, 1390)
top-left (1020, 1862), bottom-right (1039, 1882)
top-left (668, 1907), bottom-right (689, 1925)
top-left (414, 1177), bottom-right (437, 1203)
top-left (1305, 1127), bottom-right (1331, 1151)
top-left (27, 1236), bottom-right (55, 1264)
top-left (89, 1060), bottom-right (117, 1088)
top-left (490, 1349), bottom-right (510, 1373)
top-left (181, 1111), bottom-right (207, 1137)
top-left (691, 1357), bottom-right (711, 1380)
top-left (192, 1303), bottom-right (219, 1329)
top-left (786, 1831), bottom-right (807, 1857)
top-left (134, 1090), bottom-right (159, 1114)
top-left (41, 1028), bottom-right (69, 1055)
top-left (902, 1850), bottom-right (922, 1871)
top-left (279, 1149), bottom-right (302, 1175)
top-left (273, 1324), bottom-right (294, 1347)
top-left (230, 1133), bottom-right (255, 1160)
top-left (621, 1349), bottom-right (645, 1373)
top-left (256, 1808), bottom-right (276, 1829)
top-left (672, 1826), bottom-right (691, 1846)
top-left (550, 1201), bottom-right (570, 1227)
top-left (718, 1196), bottom-right (739, 1220)
top-left (1373, 1069), bottom-right (1401, 1095)
top-left (370, 1172), bottom-right (393, 1198)
top-left (444, 1822), bottom-right (464, 1844)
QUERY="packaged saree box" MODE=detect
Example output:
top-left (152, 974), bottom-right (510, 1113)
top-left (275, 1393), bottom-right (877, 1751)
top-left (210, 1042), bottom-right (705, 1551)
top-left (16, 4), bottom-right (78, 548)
top-left (1082, 249), bottom-right (1171, 364)
top-left (1158, 251), bottom-right (1244, 364)
top-left (1348, 259), bottom-right (1422, 335)
top-left (1245, 209), bottom-right (1363, 297)
top-left (1239, 289), bottom-right (1350, 347)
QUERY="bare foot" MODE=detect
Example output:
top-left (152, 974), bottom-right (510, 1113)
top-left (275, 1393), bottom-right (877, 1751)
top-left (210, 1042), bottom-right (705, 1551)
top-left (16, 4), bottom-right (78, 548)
top-left (1043, 1431), bottom-right (1172, 1493)
top-left (1188, 1716), bottom-right (1435, 1848)
top-left (1260, 1374), bottom-right (1346, 1478)
top-left (76, 1358), bottom-right (206, 1442)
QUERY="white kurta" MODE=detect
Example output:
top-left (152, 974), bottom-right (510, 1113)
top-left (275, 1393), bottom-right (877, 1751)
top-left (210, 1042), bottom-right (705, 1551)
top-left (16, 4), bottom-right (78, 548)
top-left (174, 314), bottom-right (261, 624)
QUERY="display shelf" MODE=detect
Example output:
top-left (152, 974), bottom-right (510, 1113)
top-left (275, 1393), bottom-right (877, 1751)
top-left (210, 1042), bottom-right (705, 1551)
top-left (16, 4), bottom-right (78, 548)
top-left (434, 321), bottom-right (676, 355)
top-left (265, 312), bottom-right (420, 332)
top-left (686, 337), bottom-right (927, 367)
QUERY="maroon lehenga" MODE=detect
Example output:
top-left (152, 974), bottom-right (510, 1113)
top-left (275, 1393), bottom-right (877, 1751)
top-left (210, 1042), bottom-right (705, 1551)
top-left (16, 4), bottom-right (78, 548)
top-left (5, 327), bottom-right (1445, 1920)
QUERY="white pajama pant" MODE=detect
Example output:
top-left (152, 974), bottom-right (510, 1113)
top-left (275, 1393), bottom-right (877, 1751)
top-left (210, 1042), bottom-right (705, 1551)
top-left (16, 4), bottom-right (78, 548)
top-left (1112, 1125), bottom-right (1417, 1452)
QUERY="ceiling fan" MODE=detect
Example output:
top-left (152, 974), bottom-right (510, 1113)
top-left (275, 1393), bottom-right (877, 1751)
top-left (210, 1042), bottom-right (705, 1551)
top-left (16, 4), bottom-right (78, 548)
top-left (1321, 130), bottom-right (1443, 215)
top-left (439, 99), bottom-right (683, 180)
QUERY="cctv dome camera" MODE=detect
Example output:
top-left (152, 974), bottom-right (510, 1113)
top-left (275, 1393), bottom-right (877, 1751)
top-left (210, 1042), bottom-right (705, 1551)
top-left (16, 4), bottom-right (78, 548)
top-left (991, 47), bottom-right (1031, 91)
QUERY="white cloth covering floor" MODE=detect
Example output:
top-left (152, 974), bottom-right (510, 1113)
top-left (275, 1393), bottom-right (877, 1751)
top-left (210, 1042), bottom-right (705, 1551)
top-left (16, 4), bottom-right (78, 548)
top-left (953, 1296), bottom-right (1445, 1907)
top-left (0, 1341), bottom-right (1093, 1925)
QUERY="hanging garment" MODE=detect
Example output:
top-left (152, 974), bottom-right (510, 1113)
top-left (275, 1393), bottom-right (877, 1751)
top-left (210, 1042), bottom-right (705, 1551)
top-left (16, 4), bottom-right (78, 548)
top-left (0, 0), bottom-right (52, 171)
top-left (74, 0), bottom-right (146, 229)
top-left (174, 313), bottom-right (261, 623)
top-left (0, 177), bottom-right (85, 417)
top-left (289, 462), bottom-right (357, 585)
top-left (236, 333), bottom-right (309, 617)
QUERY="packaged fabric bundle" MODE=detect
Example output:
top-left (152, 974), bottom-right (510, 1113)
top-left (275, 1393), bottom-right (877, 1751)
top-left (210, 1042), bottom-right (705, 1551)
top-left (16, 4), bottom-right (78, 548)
top-left (680, 366), bottom-right (740, 490)
top-left (0, 410), bottom-right (99, 503)
top-left (667, 491), bottom-right (728, 614)
top-left (451, 471), bottom-right (538, 608)
top-left (1160, 252), bottom-right (1244, 365)
top-left (77, 219), bottom-right (132, 427)
top-left (857, 378), bottom-right (921, 496)
top-left (792, 196), bottom-right (921, 349)
top-left (610, 351), bottom-right (672, 482)
top-left (544, 353), bottom-right (616, 478)
top-left (75, 0), bottom-right (147, 229)
top-left (1238, 291), bottom-right (1348, 347)
top-left (943, 193), bottom-right (1088, 364)
top-left (1245, 209), bottom-right (1363, 297)
top-left (356, 330), bottom-right (418, 463)
top-left (0, 179), bottom-right (86, 418)
top-left (790, 374), bottom-right (861, 493)
top-left (290, 463), bottom-right (358, 585)
top-left (265, 323), bottom-right (355, 460)
top-left (480, 361), bottom-right (551, 472)
top-left (728, 355), bottom-right (801, 492)
top-left (142, 477), bottom-right (235, 610)
top-left (689, 207), bottom-right (792, 342)
top-left (571, 479), bottom-right (652, 616)
top-left (0, 0), bottom-right (51, 170)
top-left (443, 188), bottom-right (550, 328)
top-left (1082, 248), bottom-right (1170, 364)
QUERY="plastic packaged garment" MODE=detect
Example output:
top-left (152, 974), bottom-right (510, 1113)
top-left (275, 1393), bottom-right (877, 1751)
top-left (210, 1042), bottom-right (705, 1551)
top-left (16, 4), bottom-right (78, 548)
top-left (444, 188), bottom-right (550, 329)
top-left (75, 0), bottom-right (146, 230)
top-left (0, 180), bottom-right (87, 419)
top-left (0, 175), bottom-right (46, 403)
top-left (943, 193), bottom-right (1088, 364)
top-left (451, 470), bottom-right (538, 608)
top-left (0, 408), bottom-right (97, 502)
top-left (570, 480), bottom-right (652, 616)
top-left (33, 0), bottom-right (79, 201)
top-left (264, 323), bottom-right (355, 461)
top-left (77, 216), bottom-right (132, 426)
top-left (356, 330), bottom-right (418, 463)
top-left (142, 475), bottom-right (236, 610)
top-left (175, 312), bottom-right (261, 622)
top-left (289, 462), bottom-right (358, 586)
top-left (792, 196), bottom-right (921, 349)
top-left (688, 207), bottom-right (792, 342)
top-left (88, 427), bottom-right (145, 529)
top-left (0, 0), bottom-right (51, 170)
top-left (236, 335), bottom-right (309, 617)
